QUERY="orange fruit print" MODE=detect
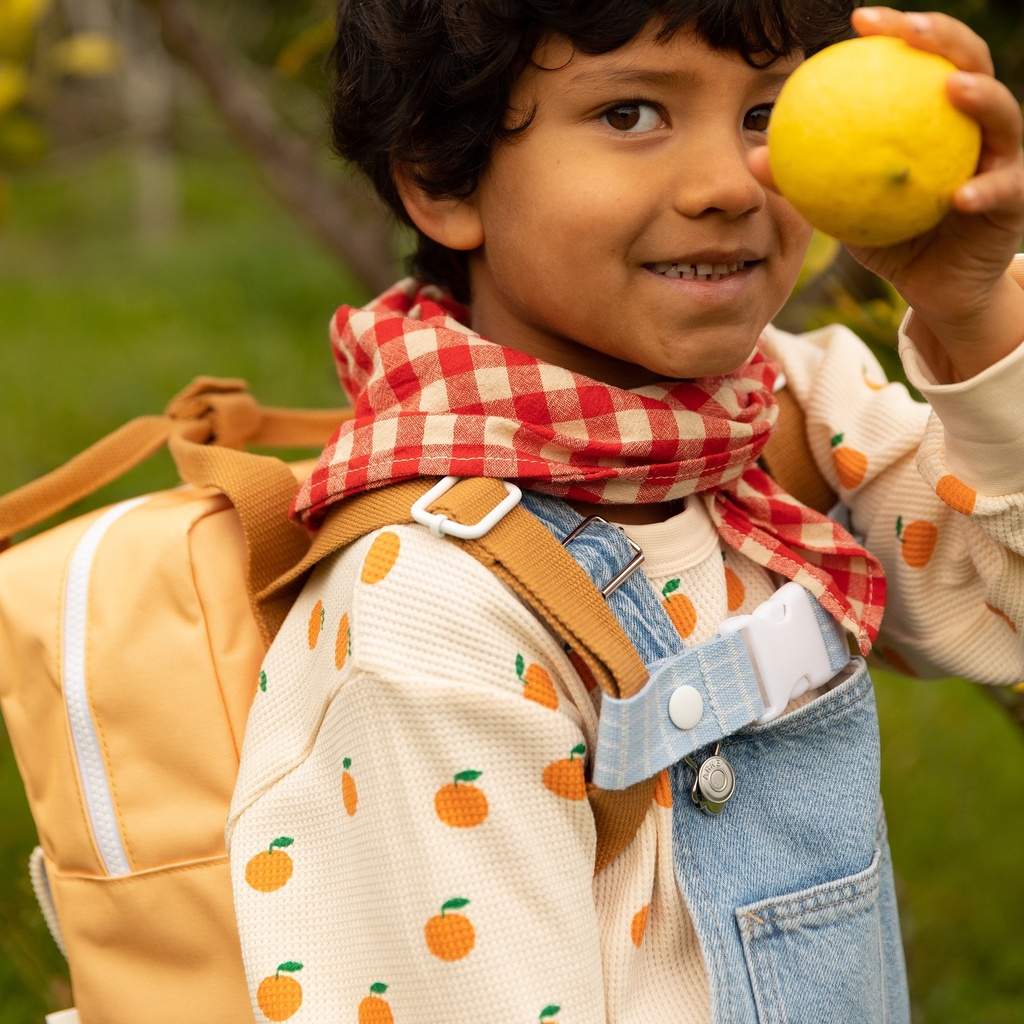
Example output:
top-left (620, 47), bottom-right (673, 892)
top-left (661, 579), bottom-right (697, 638)
top-left (362, 531), bottom-right (401, 584)
top-left (896, 516), bottom-right (938, 569)
top-left (517, 654), bottom-right (559, 709)
top-left (543, 744), bottom-right (587, 801)
top-left (308, 600), bottom-right (325, 649)
top-left (723, 560), bottom-right (745, 612)
top-left (358, 982), bottom-right (394, 1024)
top-left (245, 836), bottom-right (295, 893)
top-left (336, 611), bottom-right (351, 670)
top-left (425, 898), bottom-right (475, 960)
top-left (830, 433), bottom-right (868, 489)
top-left (653, 769), bottom-right (673, 808)
top-left (631, 904), bottom-right (651, 947)
top-left (341, 757), bottom-right (358, 816)
top-left (256, 962), bottom-right (303, 1021)
top-left (435, 770), bottom-right (489, 828)
top-left (935, 474), bottom-right (977, 515)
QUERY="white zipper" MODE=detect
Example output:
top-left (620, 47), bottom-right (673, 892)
top-left (63, 498), bottom-right (148, 877)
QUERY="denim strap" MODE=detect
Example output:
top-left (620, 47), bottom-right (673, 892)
top-left (519, 490), bottom-right (851, 790)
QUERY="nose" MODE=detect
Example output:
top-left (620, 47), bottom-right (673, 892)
top-left (672, 131), bottom-right (766, 220)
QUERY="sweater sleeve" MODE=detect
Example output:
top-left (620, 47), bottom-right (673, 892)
top-left (761, 254), bottom-right (1024, 683)
top-left (227, 524), bottom-right (608, 1024)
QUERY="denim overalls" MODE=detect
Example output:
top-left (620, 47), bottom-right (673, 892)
top-left (521, 490), bottom-right (911, 1024)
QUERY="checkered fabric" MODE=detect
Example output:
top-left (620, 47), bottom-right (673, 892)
top-left (292, 280), bottom-right (885, 652)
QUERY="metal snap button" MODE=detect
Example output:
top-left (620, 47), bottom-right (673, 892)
top-left (668, 685), bottom-right (703, 730)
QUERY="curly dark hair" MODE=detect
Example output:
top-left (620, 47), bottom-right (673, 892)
top-left (330, 0), bottom-right (857, 301)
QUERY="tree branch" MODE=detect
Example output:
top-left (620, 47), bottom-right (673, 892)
top-left (134, 0), bottom-right (398, 296)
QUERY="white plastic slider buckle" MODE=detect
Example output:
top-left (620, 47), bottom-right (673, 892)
top-left (717, 582), bottom-right (834, 724)
top-left (410, 476), bottom-right (522, 540)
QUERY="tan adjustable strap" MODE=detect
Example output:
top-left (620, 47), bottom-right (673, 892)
top-left (0, 377), bottom-right (348, 648)
top-left (263, 476), bottom-right (656, 873)
top-left (761, 386), bottom-right (838, 515)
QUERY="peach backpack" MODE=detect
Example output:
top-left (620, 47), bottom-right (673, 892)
top-left (0, 379), bottom-right (671, 1024)
top-left (0, 379), bottom-right (344, 1024)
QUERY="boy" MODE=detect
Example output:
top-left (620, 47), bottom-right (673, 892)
top-left (227, 3), bottom-right (1024, 1021)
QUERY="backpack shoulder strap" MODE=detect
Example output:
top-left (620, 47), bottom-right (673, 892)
top-left (263, 476), bottom-right (655, 874)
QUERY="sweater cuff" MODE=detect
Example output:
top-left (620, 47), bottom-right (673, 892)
top-left (899, 253), bottom-right (1024, 496)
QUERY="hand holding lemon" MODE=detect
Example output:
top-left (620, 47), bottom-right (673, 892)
top-left (753, 7), bottom-right (1024, 382)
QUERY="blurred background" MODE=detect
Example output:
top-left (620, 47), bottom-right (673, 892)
top-left (0, 1), bottom-right (1022, 1021)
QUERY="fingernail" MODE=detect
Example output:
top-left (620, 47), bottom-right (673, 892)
top-left (960, 183), bottom-right (979, 208)
top-left (859, 7), bottom-right (882, 21)
top-left (908, 13), bottom-right (930, 33)
top-left (953, 72), bottom-right (975, 92)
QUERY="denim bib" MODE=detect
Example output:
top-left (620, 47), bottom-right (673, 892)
top-left (521, 490), bottom-right (910, 1024)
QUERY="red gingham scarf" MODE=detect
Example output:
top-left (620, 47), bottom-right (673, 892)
top-left (294, 281), bottom-right (885, 652)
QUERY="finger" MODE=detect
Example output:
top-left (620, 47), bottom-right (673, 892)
top-left (853, 8), bottom-right (994, 76)
top-left (947, 72), bottom-right (1024, 166)
top-left (747, 145), bottom-right (779, 193)
top-left (955, 165), bottom-right (1024, 221)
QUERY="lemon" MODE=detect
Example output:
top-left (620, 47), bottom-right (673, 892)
top-left (768, 36), bottom-right (982, 247)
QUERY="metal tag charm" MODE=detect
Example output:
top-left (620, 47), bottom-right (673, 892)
top-left (684, 743), bottom-right (736, 815)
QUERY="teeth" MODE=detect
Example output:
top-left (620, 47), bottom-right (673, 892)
top-left (651, 261), bottom-right (747, 280)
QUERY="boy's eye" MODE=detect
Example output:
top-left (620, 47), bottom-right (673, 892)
top-left (744, 104), bottom-right (773, 133)
top-left (601, 102), bottom-right (662, 133)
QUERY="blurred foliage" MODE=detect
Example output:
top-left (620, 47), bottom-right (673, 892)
top-left (0, 0), bottom-right (119, 198)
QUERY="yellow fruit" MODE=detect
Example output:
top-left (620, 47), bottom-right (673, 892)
top-left (769, 36), bottom-right (981, 247)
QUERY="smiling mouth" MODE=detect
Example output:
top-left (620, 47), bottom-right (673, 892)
top-left (647, 260), bottom-right (754, 282)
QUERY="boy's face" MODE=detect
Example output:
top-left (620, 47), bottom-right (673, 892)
top-left (464, 22), bottom-right (813, 386)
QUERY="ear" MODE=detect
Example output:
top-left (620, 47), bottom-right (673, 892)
top-left (394, 166), bottom-right (484, 252)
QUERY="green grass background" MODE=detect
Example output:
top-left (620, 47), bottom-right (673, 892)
top-left (1, 146), bottom-right (1022, 1023)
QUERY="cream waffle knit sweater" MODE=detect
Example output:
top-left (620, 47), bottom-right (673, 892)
top-left (226, 259), bottom-right (1024, 1024)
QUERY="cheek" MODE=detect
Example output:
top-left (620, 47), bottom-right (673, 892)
top-left (773, 201), bottom-right (814, 284)
top-left (775, 197), bottom-right (814, 257)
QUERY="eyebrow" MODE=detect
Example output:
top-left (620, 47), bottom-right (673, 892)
top-left (562, 64), bottom-right (794, 93)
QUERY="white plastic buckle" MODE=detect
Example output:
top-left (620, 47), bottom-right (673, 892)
top-left (718, 582), bottom-right (834, 724)
top-left (410, 475), bottom-right (523, 540)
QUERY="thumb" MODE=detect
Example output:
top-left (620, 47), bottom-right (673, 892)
top-left (747, 145), bottom-right (781, 194)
